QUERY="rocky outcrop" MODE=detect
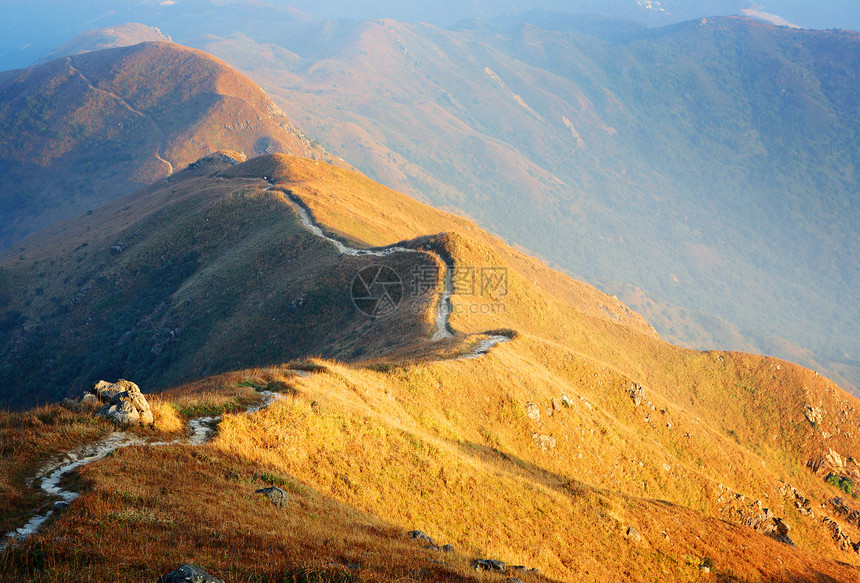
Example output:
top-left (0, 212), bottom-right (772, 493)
top-left (717, 487), bottom-right (793, 545)
top-left (777, 481), bottom-right (815, 518)
top-left (822, 517), bottom-right (859, 553)
top-left (406, 530), bottom-right (454, 553)
top-left (804, 405), bottom-right (823, 426)
top-left (408, 530), bottom-right (435, 544)
top-left (808, 449), bottom-right (860, 484)
top-left (255, 486), bottom-right (289, 507)
top-left (472, 559), bottom-right (506, 573)
top-left (831, 496), bottom-right (860, 530)
top-left (82, 379), bottom-right (153, 428)
top-left (157, 564), bottom-right (224, 583)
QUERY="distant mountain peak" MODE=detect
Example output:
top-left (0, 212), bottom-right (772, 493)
top-left (0, 40), bottom-right (333, 251)
top-left (38, 23), bottom-right (172, 64)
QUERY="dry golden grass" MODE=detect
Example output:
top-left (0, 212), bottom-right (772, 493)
top-left (147, 396), bottom-right (184, 434)
top-left (200, 352), bottom-right (860, 582)
top-left (4, 355), bottom-right (855, 581)
top-left (0, 406), bottom-right (110, 535)
top-left (4, 155), bottom-right (860, 582)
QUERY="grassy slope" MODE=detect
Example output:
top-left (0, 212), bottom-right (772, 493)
top-left (0, 155), bottom-right (443, 410)
top-left (4, 155), bottom-right (860, 581)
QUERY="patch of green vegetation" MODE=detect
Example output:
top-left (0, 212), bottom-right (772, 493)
top-left (175, 400), bottom-right (246, 419)
top-left (239, 379), bottom-right (296, 394)
top-left (287, 361), bottom-right (328, 374)
top-left (826, 474), bottom-right (855, 497)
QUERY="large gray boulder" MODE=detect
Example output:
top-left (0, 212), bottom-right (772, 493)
top-left (157, 564), bottom-right (224, 583)
top-left (86, 379), bottom-right (153, 428)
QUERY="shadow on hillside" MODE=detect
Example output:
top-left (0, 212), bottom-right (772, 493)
top-left (455, 440), bottom-right (593, 497)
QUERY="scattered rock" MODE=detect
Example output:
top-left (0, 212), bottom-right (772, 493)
top-left (100, 395), bottom-right (140, 427)
top-left (255, 486), bottom-right (289, 507)
top-left (775, 517), bottom-right (790, 536)
top-left (627, 383), bottom-right (645, 407)
top-left (441, 544), bottom-right (455, 553)
top-left (625, 525), bottom-right (642, 543)
top-left (84, 380), bottom-right (153, 428)
top-left (81, 392), bottom-right (101, 410)
top-left (560, 395), bottom-right (573, 407)
top-left (532, 433), bottom-right (556, 451)
top-left (157, 564), bottom-right (225, 583)
top-left (524, 402), bottom-right (540, 423)
top-left (408, 530), bottom-right (436, 545)
top-left (804, 406), bottom-right (823, 426)
top-left (552, 398), bottom-right (561, 411)
top-left (779, 481), bottom-right (815, 518)
top-left (472, 559), bottom-right (506, 573)
top-left (90, 379), bottom-right (128, 403)
top-left (831, 497), bottom-right (860, 530)
top-left (506, 579), bottom-right (525, 583)
top-left (823, 517), bottom-right (855, 552)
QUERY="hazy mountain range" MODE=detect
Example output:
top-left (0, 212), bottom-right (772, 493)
top-left (0, 40), bottom-right (329, 249)
top-left (3, 0), bottom-right (859, 71)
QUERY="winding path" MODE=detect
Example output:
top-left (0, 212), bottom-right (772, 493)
top-left (67, 57), bottom-right (174, 177)
top-left (275, 188), bottom-right (515, 357)
top-left (274, 188), bottom-right (457, 341)
top-left (0, 391), bottom-right (282, 551)
top-left (2, 181), bottom-right (513, 550)
top-left (273, 186), bottom-right (515, 355)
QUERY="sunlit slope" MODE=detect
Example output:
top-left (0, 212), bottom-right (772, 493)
top-left (2, 154), bottom-right (860, 581)
top-left (220, 155), bottom-right (860, 576)
top-left (226, 155), bottom-right (860, 471)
